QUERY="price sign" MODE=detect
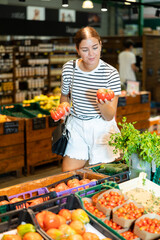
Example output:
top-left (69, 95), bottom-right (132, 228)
top-left (118, 97), bottom-right (126, 107)
top-left (4, 121), bottom-right (19, 134)
top-left (32, 117), bottom-right (46, 130)
top-left (141, 94), bottom-right (149, 103)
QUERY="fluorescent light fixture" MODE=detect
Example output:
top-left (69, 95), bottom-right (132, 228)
top-left (101, 1), bottom-right (108, 12)
top-left (125, 0), bottom-right (136, 5)
top-left (82, 0), bottom-right (94, 9)
top-left (62, 0), bottom-right (69, 7)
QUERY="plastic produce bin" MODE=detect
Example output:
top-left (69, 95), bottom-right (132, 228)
top-left (0, 208), bottom-right (49, 239)
top-left (0, 104), bottom-right (35, 118)
top-left (22, 102), bottom-right (50, 117)
top-left (153, 167), bottom-right (160, 186)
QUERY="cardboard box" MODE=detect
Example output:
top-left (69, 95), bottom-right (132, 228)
top-left (133, 213), bottom-right (160, 240)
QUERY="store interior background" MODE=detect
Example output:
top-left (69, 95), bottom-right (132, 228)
top-left (0, 0), bottom-right (160, 188)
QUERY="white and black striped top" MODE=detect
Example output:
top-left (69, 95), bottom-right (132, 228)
top-left (61, 59), bottom-right (121, 120)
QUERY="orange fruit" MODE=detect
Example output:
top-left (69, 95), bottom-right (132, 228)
top-left (46, 228), bottom-right (63, 240)
top-left (43, 211), bottom-right (60, 231)
top-left (23, 232), bottom-right (43, 240)
top-left (69, 220), bottom-right (85, 235)
top-left (59, 224), bottom-right (76, 238)
top-left (57, 214), bottom-right (67, 225)
top-left (68, 234), bottom-right (83, 240)
top-left (59, 209), bottom-right (72, 221)
top-left (83, 232), bottom-right (100, 240)
top-left (2, 235), bottom-right (22, 240)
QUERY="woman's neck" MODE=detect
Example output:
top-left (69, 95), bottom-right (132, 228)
top-left (78, 59), bottom-right (99, 72)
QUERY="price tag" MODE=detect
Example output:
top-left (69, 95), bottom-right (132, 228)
top-left (118, 97), bottom-right (126, 107)
top-left (32, 117), bottom-right (46, 130)
top-left (4, 121), bottom-right (19, 134)
top-left (141, 94), bottom-right (149, 103)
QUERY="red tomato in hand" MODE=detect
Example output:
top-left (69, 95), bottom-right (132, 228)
top-left (59, 102), bottom-right (70, 112)
top-left (97, 88), bottom-right (114, 101)
top-left (50, 106), bottom-right (65, 121)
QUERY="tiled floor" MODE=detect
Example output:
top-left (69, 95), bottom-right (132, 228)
top-left (0, 161), bottom-right (62, 190)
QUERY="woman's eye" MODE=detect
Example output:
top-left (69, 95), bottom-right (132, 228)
top-left (82, 49), bottom-right (88, 52)
top-left (93, 47), bottom-right (98, 50)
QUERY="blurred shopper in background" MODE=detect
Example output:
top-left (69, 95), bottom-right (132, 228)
top-left (118, 39), bottom-right (139, 88)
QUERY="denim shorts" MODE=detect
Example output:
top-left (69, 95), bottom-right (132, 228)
top-left (64, 116), bottom-right (120, 165)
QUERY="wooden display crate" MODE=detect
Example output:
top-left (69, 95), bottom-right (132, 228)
top-left (116, 91), bottom-right (151, 131)
top-left (0, 117), bottom-right (25, 177)
top-left (25, 116), bottom-right (62, 175)
top-left (0, 169), bottom-right (106, 196)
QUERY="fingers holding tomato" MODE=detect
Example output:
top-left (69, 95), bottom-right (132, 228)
top-left (97, 88), bottom-right (115, 103)
top-left (50, 102), bottom-right (70, 122)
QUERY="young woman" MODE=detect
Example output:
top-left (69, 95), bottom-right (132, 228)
top-left (60, 26), bottom-right (121, 172)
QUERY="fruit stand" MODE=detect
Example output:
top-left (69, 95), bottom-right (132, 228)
top-left (0, 169), bottom-right (159, 240)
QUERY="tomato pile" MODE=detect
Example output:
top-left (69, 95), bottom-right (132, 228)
top-left (35, 208), bottom-right (112, 240)
top-left (98, 191), bottom-right (126, 209)
top-left (83, 200), bottom-right (106, 219)
top-left (104, 219), bottom-right (122, 230)
top-left (49, 178), bottom-right (96, 192)
top-left (114, 202), bottom-right (144, 220)
top-left (120, 230), bottom-right (138, 240)
top-left (97, 88), bottom-right (114, 102)
top-left (136, 217), bottom-right (160, 233)
top-left (50, 102), bottom-right (70, 121)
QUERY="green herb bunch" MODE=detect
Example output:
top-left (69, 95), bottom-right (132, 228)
top-left (109, 117), bottom-right (160, 167)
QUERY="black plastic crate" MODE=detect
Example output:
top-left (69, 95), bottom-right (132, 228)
top-left (0, 208), bottom-right (49, 239)
top-left (28, 194), bottom-right (122, 240)
top-left (96, 171), bottom-right (130, 184)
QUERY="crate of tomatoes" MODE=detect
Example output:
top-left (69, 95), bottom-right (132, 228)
top-left (0, 208), bottom-right (49, 239)
top-left (24, 193), bottom-right (120, 240)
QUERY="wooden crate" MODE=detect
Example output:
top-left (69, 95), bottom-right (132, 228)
top-left (116, 91), bottom-right (151, 131)
top-left (25, 116), bottom-right (62, 175)
top-left (0, 117), bottom-right (25, 177)
top-left (0, 169), bottom-right (106, 196)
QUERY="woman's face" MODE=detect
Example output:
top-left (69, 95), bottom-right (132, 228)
top-left (77, 37), bottom-right (101, 67)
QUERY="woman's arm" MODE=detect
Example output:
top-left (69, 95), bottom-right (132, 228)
top-left (97, 95), bottom-right (119, 121)
top-left (60, 94), bottom-right (70, 104)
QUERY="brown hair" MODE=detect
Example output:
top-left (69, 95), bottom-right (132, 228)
top-left (74, 26), bottom-right (101, 49)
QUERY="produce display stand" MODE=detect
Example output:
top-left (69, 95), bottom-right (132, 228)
top-left (25, 115), bottom-right (61, 174)
top-left (28, 194), bottom-right (121, 240)
top-left (117, 91), bottom-right (151, 131)
top-left (0, 116), bottom-right (25, 177)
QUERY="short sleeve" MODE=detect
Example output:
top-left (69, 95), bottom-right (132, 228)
top-left (108, 67), bottom-right (121, 96)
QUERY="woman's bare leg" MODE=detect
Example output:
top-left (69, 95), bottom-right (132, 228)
top-left (62, 156), bottom-right (86, 172)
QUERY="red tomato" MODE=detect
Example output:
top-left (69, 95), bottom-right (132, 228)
top-left (67, 179), bottom-right (80, 188)
top-left (0, 200), bottom-right (10, 205)
top-left (23, 232), bottom-right (43, 240)
top-left (59, 102), bottom-right (70, 112)
top-left (43, 211), bottom-right (60, 231)
top-left (54, 182), bottom-right (69, 192)
top-left (97, 88), bottom-right (114, 101)
top-left (50, 107), bottom-right (65, 121)
top-left (36, 211), bottom-right (47, 229)
top-left (28, 197), bottom-right (43, 206)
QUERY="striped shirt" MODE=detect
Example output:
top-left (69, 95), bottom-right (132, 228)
top-left (61, 59), bottom-right (121, 120)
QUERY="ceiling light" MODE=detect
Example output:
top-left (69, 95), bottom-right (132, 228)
top-left (82, 0), bottom-right (94, 9)
top-left (101, 1), bottom-right (108, 12)
top-left (125, 0), bottom-right (136, 5)
top-left (155, 9), bottom-right (160, 17)
top-left (62, 0), bottom-right (69, 7)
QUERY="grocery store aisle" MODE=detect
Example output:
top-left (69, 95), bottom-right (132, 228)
top-left (0, 161), bottom-right (62, 189)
